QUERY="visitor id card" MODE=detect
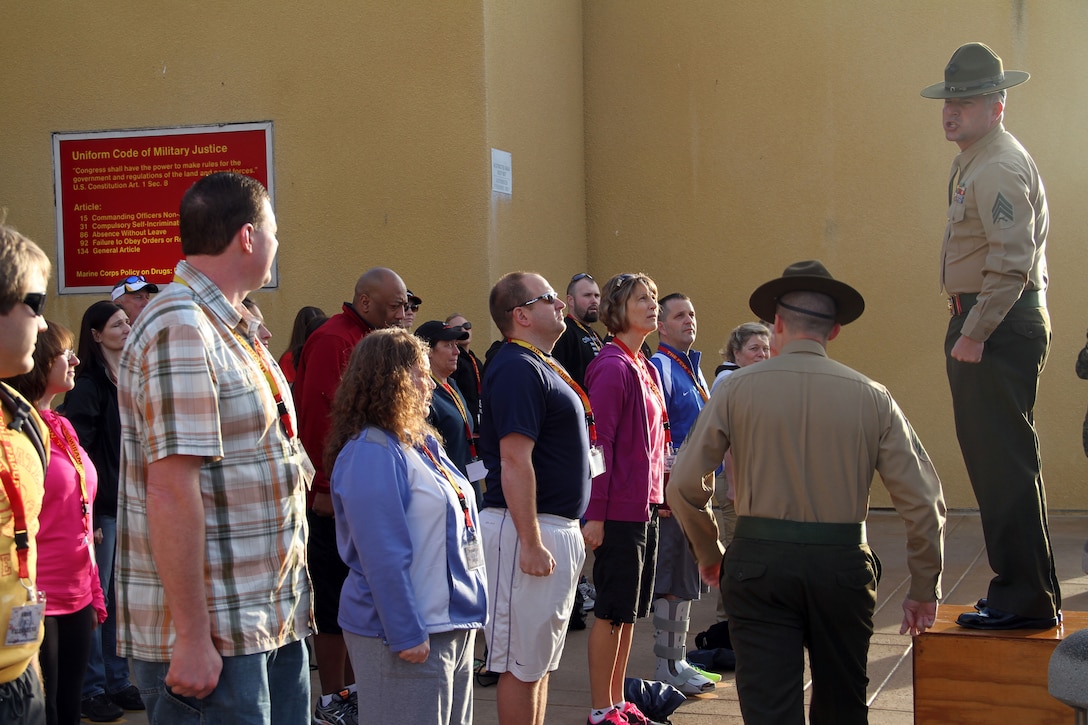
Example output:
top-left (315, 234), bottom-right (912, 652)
top-left (464, 534), bottom-right (484, 571)
top-left (589, 446), bottom-right (606, 478)
top-left (5, 589), bottom-right (45, 646)
top-left (466, 458), bottom-right (488, 482)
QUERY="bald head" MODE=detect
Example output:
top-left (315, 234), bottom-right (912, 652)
top-left (352, 267), bottom-right (408, 329)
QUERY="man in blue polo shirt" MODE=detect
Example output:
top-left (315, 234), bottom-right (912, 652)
top-left (478, 272), bottom-right (591, 725)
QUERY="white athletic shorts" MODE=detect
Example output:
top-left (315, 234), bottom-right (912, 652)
top-left (481, 508), bottom-right (585, 682)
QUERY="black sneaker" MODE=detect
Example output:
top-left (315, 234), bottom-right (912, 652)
top-left (81, 693), bottom-right (124, 722)
top-left (110, 684), bottom-right (146, 711)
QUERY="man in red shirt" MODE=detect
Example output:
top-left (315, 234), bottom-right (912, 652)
top-left (293, 267), bottom-right (408, 725)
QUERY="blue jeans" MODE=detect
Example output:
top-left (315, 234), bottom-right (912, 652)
top-left (131, 639), bottom-right (310, 725)
top-left (82, 515), bottom-right (133, 698)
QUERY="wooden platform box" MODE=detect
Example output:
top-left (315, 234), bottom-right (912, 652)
top-left (913, 605), bottom-right (1086, 724)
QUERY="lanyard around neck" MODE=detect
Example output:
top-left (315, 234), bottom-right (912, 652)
top-left (432, 374), bottom-right (477, 458)
top-left (507, 339), bottom-right (597, 447)
top-left (610, 338), bottom-right (672, 447)
top-left (657, 345), bottom-right (709, 402)
top-left (417, 443), bottom-right (474, 533)
top-left (173, 273), bottom-right (296, 440)
top-left (0, 426), bottom-right (33, 581)
top-left (44, 415), bottom-right (92, 539)
top-left (569, 317), bottom-right (602, 350)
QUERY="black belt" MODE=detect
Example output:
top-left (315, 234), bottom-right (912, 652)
top-left (735, 516), bottom-right (866, 546)
top-left (948, 289), bottom-right (1045, 317)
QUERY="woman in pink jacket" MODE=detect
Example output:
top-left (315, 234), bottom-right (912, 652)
top-left (583, 273), bottom-right (668, 725)
top-left (6, 321), bottom-right (105, 725)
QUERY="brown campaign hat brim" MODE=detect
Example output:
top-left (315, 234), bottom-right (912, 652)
top-left (748, 260), bottom-right (865, 325)
top-left (920, 69), bottom-right (1028, 99)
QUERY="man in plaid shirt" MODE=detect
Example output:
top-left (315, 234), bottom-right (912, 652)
top-left (116, 172), bottom-right (314, 723)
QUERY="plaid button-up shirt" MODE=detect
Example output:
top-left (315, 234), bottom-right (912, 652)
top-left (116, 260), bottom-right (312, 661)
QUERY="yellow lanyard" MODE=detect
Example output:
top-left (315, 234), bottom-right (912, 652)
top-left (507, 339), bottom-right (597, 447)
top-left (173, 273), bottom-right (295, 439)
top-left (417, 443), bottom-right (475, 533)
top-left (569, 317), bottom-right (603, 352)
top-left (431, 374), bottom-right (477, 458)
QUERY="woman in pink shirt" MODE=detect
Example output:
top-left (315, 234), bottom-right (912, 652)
top-left (5, 321), bottom-right (105, 725)
top-left (583, 273), bottom-right (667, 725)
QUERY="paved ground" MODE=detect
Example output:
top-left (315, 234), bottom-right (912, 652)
top-left (89, 510), bottom-right (1087, 724)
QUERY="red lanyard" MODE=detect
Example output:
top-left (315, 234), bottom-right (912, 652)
top-left (417, 443), bottom-right (475, 533)
top-left (432, 375), bottom-right (477, 458)
top-left (507, 339), bottom-right (598, 447)
top-left (611, 338), bottom-right (672, 448)
top-left (44, 414), bottom-right (92, 542)
top-left (0, 427), bottom-right (33, 581)
top-left (656, 345), bottom-right (709, 402)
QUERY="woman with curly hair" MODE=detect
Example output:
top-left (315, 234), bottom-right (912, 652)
top-left (326, 328), bottom-right (487, 725)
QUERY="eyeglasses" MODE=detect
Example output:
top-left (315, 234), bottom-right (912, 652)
top-left (570, 273), bottom-right (594, 284)
top-left (22, 292), bottom-right (47, 316)
top-left (120, 275), bottom-right (147, 285)
top-left (59, 349), bottom-right (76, 362)
top-left (459, 321), bottom-right (472, 330)
top-left (405, 304), bottom-right (420, 312)
top-left (507, 292), bottom-right (558, 313)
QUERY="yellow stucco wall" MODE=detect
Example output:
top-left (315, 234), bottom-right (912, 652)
top-left (2, 2), bottom-right (1086, 508)
top-left (583, 1), bottom-right (1088, 509)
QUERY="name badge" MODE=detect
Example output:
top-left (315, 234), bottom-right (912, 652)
top-left (5, 589), bottom-right (45, 646)
top-left (589, 446), bottom-right (606, 478)
top-left (663, 447), bottom-right (677, 474)
top-left (292, 439), bottom-right (316, 490)
top-left (464, 534), bottom-right (484, 571)
top-left (466, 458), bottom-right (488, 482)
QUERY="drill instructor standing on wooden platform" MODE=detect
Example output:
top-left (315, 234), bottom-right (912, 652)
top-left (922, 42), bottom-right (1061, 631)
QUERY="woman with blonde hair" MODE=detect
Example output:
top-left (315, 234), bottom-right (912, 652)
top-left (326, 328), bottom-right (487, 725)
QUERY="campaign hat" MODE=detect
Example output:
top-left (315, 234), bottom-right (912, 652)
top-left (921, 42), bottom-right (1029, 99)
top-left (749, 260), bottom-right (865, 325)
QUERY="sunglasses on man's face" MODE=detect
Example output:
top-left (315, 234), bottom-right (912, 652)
top-left (22, 292), bottom-right (47, 316)
top-left (507, 292), bottom-right (559, 313)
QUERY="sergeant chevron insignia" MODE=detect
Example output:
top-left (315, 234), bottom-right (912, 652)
top-left (992, 192), bottom-right (1015, 225)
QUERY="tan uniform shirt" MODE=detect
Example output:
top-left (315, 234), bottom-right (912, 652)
top-left (940, 122), bottom-right (1049, 342)
top-left (666, 339), bottom-right (945, 602)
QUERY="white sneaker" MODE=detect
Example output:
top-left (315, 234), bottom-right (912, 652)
top-left (579, 578), bottom-right (597, 611)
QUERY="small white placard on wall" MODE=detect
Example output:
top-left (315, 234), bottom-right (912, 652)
top-left (491, 148), bottom-right (512, 195)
